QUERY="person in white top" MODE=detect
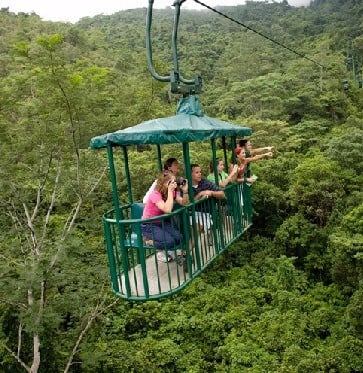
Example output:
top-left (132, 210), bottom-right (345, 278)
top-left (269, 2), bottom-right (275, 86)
top-left (142, 158), bottom-right (181, 203)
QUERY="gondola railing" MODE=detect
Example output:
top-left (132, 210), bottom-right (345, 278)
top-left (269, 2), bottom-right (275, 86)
top-left (103, 182), bottom-right (252, 301)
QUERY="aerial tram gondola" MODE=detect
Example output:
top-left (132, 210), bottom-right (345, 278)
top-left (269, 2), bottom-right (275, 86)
top-left (90, 0), bottom-right (253, 301)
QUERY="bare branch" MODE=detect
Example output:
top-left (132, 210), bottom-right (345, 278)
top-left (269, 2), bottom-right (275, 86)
top-left (47, 164), bottom-right (108, 274)
top-left (0, 254), bottom-right (26, 268)
top-left (22, 203), bottom-right (39, 255)
top-left (17, 322), bottom-right (23, 357)
top-left (63, 303), bottom-right (101, 373)
top-left (0, 298), bottom-right (27, 311)
top-left (85, 165), bottom-right (108, 199)
top-left (40, 161), bottom-right (61, 246)
top-left (63, 286), bottom-right (119, 373)
top-left (6, 199), bottom-right (28, 244)
top-left (27, 288), bottom-right (41, 373)
top-left (2, 343), bottom-right (31, 372)
top-left (30, 149), bottom-right (53, 222)
top-left (31, 181), bottom-right (41, 223)
top-left (37, 281), bottom-right (46, 323)
top-left (64, 198), bottom-right (82, 236)
top-left (30, 333), bottom-right (41, 373)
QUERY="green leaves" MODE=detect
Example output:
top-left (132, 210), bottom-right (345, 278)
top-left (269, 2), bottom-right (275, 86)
top-left (325, 126), bottom-right (363, 176)
top-left (1, 1), bottom-right (363, 371)
top-left (36, 34), bottom-right (64, 51)
top-left (288, 153), bottom-right (347, 226)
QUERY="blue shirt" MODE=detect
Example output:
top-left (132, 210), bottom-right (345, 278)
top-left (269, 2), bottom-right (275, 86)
top-left (192, 179), bottom-right (220, 196)
top-left (192, 179), bottom-right (220, 212)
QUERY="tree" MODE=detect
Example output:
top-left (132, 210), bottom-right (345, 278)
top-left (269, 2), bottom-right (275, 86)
top-left (0, 32), bottom-right (115, 372)
top-left (273, 213), bottom-right (330, 279)
top-left (328, 201), bottom-right (363, 293)
top-left (287, 153), bottom-right (348, 226)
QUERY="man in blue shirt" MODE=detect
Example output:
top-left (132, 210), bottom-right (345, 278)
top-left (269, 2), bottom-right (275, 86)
top-left (189, 164), bottom-right (225, 244)
top-left (191, 163), bottom-right (225, 201)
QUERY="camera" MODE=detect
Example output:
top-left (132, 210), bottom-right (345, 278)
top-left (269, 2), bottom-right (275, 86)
top-left (176, 177), bottom-right (187, 187)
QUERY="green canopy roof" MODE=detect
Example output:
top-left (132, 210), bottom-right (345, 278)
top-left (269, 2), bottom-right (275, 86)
top-left (90, 96), bottom-right (252, 149)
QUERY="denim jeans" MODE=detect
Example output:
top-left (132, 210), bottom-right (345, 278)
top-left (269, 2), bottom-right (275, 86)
top-left (141, 221), bottom-right (182, 249)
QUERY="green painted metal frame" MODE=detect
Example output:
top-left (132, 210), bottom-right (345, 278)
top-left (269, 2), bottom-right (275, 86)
top-left (146, 0), bottom-right (202, 95)
top-left (91, 0), bottom-right (254, 301)
top-left (101, 137), bottom-right (252, 301)
top-left (102, 192), bottom-right (251, 301)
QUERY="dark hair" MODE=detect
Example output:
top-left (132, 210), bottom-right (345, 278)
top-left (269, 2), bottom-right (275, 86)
top-left (163, 157), bottom-right (178, 170)
top-left (191, 163), bottom-right (200, 170)
top-left (209, 158), bottom-right (222, 173)
top-left (238, 139), bottom-right (248, 148)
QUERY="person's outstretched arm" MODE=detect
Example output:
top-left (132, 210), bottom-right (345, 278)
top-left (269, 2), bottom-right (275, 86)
top-left (245, 151), bottom-right (273, 163)
top-left (250, 146), bottom-right (274, 156)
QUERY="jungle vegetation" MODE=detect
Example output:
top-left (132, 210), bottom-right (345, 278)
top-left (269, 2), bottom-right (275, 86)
top-left (0, 0), bottom-right (362, 371)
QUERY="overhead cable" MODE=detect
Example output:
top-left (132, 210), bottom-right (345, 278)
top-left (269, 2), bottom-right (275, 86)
top-left (192, 0), bottom-right (325, 69)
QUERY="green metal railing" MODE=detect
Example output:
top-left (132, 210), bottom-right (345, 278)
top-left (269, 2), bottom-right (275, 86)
top-left (103, 182), bottom-right (252, 301)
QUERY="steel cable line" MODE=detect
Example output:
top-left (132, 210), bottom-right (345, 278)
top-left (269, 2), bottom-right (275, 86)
top-left (192, 0), bottom-right (326, 69)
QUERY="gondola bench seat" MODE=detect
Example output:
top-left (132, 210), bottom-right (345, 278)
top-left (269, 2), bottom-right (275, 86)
top-left (123, 203), bottom-right (185, 266)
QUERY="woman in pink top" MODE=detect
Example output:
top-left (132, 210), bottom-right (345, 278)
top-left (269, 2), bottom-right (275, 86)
top-left (141, 171), bottom-right (189, 262)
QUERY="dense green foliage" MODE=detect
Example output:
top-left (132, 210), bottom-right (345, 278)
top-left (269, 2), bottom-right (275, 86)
top-left (0, 0), bottom-right (362, 371)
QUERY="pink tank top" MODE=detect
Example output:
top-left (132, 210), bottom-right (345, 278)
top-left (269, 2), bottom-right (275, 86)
top-left (142, 190), bottom-right (176, 219)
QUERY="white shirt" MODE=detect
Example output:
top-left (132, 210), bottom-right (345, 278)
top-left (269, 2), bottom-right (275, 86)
top-left (142, 179), bottom-right (157, 203)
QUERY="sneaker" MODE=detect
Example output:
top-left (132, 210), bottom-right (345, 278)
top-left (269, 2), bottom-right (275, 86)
top-left (207, 231), bottom-right (213, 246)
top-left (157, 251), bottom-right (171, 263)
top-left (167, 250), bottom-right (176, 260)
top-left (143, 237), bottom-right (154, 246)
top-left (176, 255), bottom-right (185, 266)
